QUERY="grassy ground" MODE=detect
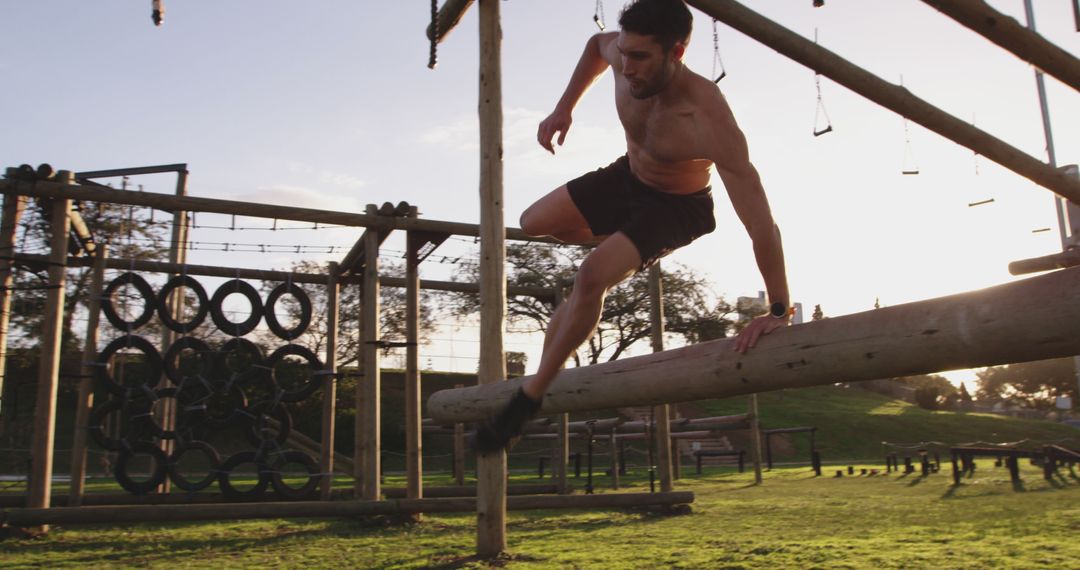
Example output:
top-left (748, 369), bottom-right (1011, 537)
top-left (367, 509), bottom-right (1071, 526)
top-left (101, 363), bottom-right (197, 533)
top-left (2, 459), bottom-right (1078, 569)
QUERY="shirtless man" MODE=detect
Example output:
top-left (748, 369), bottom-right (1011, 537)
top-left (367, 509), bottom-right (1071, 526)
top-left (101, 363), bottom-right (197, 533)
top-left (473, 0), bottom-right (791, 453)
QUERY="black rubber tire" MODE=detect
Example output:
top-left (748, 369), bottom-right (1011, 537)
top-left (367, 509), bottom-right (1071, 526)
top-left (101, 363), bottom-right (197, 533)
top-left (243, 400), bottom-right (292, 448)
top-left (115, 440), bottom-right (169, 495)
top-left (156, 274), bottom-right (209, 333)
top-left (201, 382), bottom-right (249, 429)
top-left (264, 282), bottom-right (312, 341)
top-left (269, 449), bottom-right (320, 500)
top-left (167, 440), bottom-right (221, 493)
top-left (87, 397), bottom-right (127, 452)
top-left (266, 344), bottom-right (323, 403)
top-left (162, 336), bottom-right (213, 386)
top-left (95, 335), bottom-right (164, 397)
top-left (101, 272), bottom-right (156, 332)
top-left (214, 337), bottom-right (269, 388)
top-left (128, 387), bottom-right (184, 441)
top-left (209, 279), bottom-right (263, 337)
top-left (219, 450), bottom-right (270, 500)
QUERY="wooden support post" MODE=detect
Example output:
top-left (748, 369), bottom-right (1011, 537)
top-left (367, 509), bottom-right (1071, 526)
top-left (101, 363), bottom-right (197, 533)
top-left (453, 384), bottom-right (466, 486)
top-left (749, 394), bottom-right (763, 484)
top-left (684, 0), bottom-right (1080, 203)
top-left (27, 178), bottom-right (73, 530)
top-left (69, 244), bottom-right (108, 506)
top-left (321, 262), bottom-right (340, 501)
top-left (361, 215), bottom-right (381, 501)
top-left (556, 413), bottom-right (569, 494)
top-left (609, 429), bottom-right (619, 490)
top-left (405, 233), bottom-right (422, 502)
top-left (156, 168), bottom-right (189, 494)
top-left (429, 266), bottom-right (1080, 422)
top-left (648, 264), bottom-right (673, 492)
top-left (920, 0), bottom-right (1080, 91)
top-left (476, 0), bottom-right (507, 556)
top-left (0, 193), bottom-right (26, 434)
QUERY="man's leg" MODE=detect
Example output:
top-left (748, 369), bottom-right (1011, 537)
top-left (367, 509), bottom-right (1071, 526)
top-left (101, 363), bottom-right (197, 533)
top-left (519, 186), bottom-right (605, 245)
top-left (473, 232), bottom-right (642, 452)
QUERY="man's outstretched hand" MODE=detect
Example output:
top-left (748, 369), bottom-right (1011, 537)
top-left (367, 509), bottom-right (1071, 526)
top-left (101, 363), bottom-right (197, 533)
top-left (537, 109), bottom-right (572, 154)
top-left (734, 315), bottom-right (790, 354)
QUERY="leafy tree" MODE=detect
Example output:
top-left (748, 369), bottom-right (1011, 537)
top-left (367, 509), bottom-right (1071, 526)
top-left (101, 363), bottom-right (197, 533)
top-left (893, 373), bottom-right (956, 410)
top-left (975, 358), bottom-right (1078, 410)
top-left (812, 304), bottom-right (825, 321)
top-left (449, 243), bottom-right (734, 366)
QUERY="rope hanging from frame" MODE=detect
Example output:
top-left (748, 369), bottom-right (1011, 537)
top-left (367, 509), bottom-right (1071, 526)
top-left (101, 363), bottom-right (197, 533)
top-left (594, 0), bottom-right (607, 31)
top-left (812, 29), bottom-right (832, 136)
top-left (428, 0), bottom-right (439, 69)
top-left (712, 19), bottom-right (727, 82)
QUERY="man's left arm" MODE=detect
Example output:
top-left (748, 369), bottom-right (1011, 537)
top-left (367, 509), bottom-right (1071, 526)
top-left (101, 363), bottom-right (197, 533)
top-left (708, 109), bottom-right (791, 353)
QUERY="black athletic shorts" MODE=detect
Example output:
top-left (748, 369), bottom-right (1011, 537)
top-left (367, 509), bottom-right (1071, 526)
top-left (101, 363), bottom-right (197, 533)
top-left (566, 155), bottom-right (716, 270)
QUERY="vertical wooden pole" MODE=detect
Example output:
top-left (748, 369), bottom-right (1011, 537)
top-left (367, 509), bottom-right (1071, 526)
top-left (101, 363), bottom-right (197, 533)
top-left (453, 384), bottom-right (466, 486)
top-left (749, 394), bottom-right (763, 484)
top-left (648, 263), bottom-right (673, 492)
top-left (553, 288), bottom-right (570, 495)
top-left (321, 262), bottom-right (340, 500)
top-left (405, 233), bottom-right (423, 517)
top-left (361, 223), bottom-right (381, 501)
top-left (476, 0), bottom-right (507, 556)
top-left (69, 244), bottom-right (108, 506)
top-left (353, 276), bottom-right (366, 497)
top-left (609, 429), bottom-right (619, 490)
top-left (27, 176), bottom-right (73, 528)
top-left (0, 193), bottom-right (27, 434)
top-left (157, 168), bottom-right (189, 494)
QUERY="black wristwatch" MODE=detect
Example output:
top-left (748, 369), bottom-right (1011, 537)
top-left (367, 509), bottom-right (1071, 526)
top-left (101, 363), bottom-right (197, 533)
top-left (769, 301), bottom-right (789, 319)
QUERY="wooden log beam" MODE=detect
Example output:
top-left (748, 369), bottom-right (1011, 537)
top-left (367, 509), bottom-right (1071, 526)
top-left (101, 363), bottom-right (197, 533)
top-left (1009, 248), bottom-right (1080, 275)
top-left (429, 266), bottom-right (1080, 423)
top-left (684, 0), bottom-right (1080, 203)
top-left (0, 179), bottom-right (558, 243)
top-left (921, 0), bottom-right (1080, 91)
top-left (425, 0), bottom-right (476, 44)
top-left (1, 492), bottom-right (694, 526)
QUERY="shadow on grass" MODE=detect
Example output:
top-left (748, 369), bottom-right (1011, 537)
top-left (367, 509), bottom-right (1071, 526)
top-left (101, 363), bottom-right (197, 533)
top-left (424, 552), bottom-right (544, 570)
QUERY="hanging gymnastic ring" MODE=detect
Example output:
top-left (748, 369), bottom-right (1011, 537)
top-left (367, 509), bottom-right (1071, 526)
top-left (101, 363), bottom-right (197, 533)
top-left (95, 335), bottom-right (164, 397)
top-left (167, 440), bottom-right (222, 493)
top-left (101, 272), bottom-right (156, 331)
top-left (115, 440), bottom-right (169, 495)
top-left (243, 399), bottom-right (293, 448)
top-left (266, 344), bottom-right (323, 403)
top-left (264, 282), bottom-right (312, 341)
top-left (209, 279), bottom-right (263, 337)
top-left (156, 274), bottom-right (209, 333)
top-left (219, 450), bottom-right (271, 500)
top-left (162, 336), bottom-right (213, 385)
top-left (270, 449), bottom-right (320, 500)
top-left (213, 337), bottom-right (269, 388)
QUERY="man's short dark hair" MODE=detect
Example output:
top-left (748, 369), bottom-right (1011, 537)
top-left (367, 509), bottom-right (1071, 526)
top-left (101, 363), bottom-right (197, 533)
top-left (618, 0), bottom-right (693, 52)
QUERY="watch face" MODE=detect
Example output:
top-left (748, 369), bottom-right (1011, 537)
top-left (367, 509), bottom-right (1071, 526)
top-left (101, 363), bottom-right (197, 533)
top-left (770, 302), bottom-right (786, 318)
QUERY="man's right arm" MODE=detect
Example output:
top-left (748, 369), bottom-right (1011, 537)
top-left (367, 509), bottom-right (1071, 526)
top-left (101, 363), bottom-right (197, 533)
top-left (538, 32), bottom-right (617, 154)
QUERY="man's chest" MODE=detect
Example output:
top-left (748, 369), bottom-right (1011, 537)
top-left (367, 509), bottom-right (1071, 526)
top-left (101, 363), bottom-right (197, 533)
top-left (615, 88), bottom-right (706, 163)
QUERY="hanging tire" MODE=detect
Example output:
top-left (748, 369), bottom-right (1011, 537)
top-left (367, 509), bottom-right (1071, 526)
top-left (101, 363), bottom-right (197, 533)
top-left (267, 344), bottom-right (323, 403)
top-left (209, 279), bottom-right (263, 337)
top-left (156, 274), bottom-right (209, 333)
top-left (264, 282), bottom-right (312, 340)
top-left (269, 449), bottom-right (320, 500)
top-left (95, 335), bottom-right (164, 397)
top-left (213, 337), bottom-right (269, 388)
top-left (101, 272), bottom-right (156, 332)
top-left (128, 387), bottom-right (187, 441)
top-left (167, 440), bottom-right (221, 493)
top-left (115, 441), bottom-right (169, 495)
top-left (162, 336), bottom-right (213, 386)
top-left (201, 382), bottom-right (249, 429)
top-left (88, 397), bottom-right (128, 451)
top-left (243, 400), bottom-right (292, 448)
top-left (219, 450), bottom-right (270, 500)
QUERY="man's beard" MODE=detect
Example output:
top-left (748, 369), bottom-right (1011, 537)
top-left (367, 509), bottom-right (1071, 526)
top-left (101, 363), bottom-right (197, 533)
top-left (629, 59), bottom-right (675, 99)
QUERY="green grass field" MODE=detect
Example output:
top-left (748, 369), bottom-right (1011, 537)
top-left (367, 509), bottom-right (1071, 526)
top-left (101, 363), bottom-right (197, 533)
top-left (2, 459), bottom-right (1078, 569)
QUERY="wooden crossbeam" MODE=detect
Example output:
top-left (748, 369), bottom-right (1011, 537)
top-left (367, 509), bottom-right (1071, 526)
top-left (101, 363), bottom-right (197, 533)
top-left (428, 266), bottom-right (1080, 423)
top-left (921, 0), bottom-right (1080, 91)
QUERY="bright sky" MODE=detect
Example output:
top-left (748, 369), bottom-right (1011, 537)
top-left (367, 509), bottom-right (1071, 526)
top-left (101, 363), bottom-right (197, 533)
top-left (2, 1), bottom-right (1078, 383)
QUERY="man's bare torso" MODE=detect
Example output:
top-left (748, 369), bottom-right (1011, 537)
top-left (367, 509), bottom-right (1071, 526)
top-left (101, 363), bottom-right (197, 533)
top-left (602, 33), bottom-right (715, 195)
